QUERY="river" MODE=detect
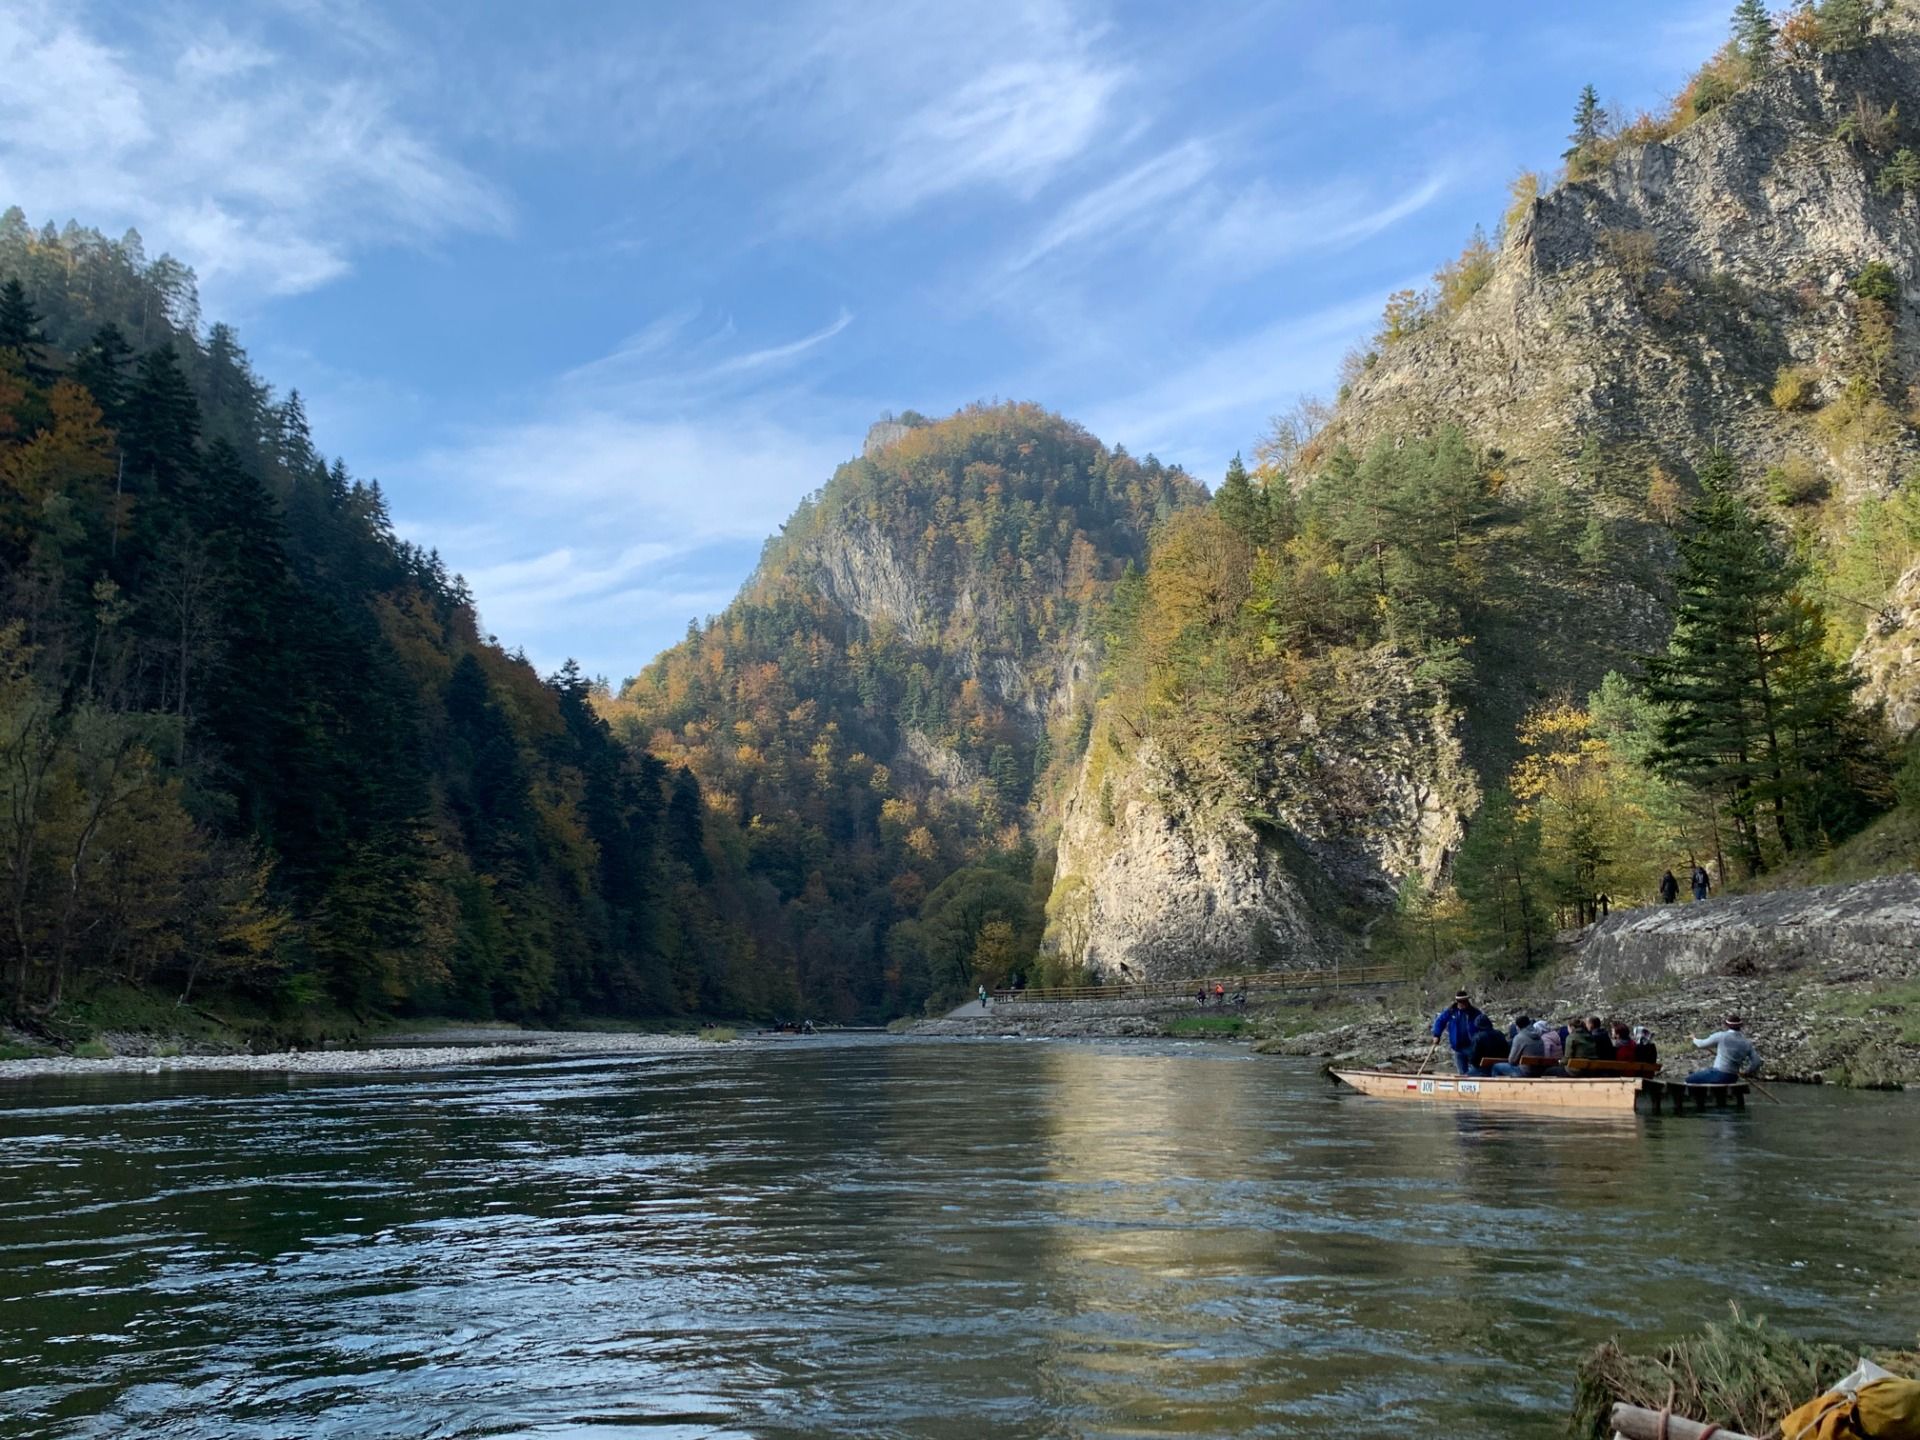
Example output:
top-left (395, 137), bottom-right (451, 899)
top-left (2, 1037), bottom-right (1915, 1439)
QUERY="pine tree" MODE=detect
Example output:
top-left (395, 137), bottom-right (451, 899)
top-left (123, 343), bottom-right (202, 502)
top-left (1565, 84), bottom-right (1610, 176)
top-left (1733, 0), bottom-right (1776, 69)
top-left (1212, 454), bottom-right (1266, 545)
top-left (1454, 788), bottom-right (1549, 966)
top-left (667, 765), bottom-right (710, 881)
top-left (0, 278), bottom-right (51, 381)
top-left (1815, 0), bottom-right (1879, 51)
top-left (1643, 454), bottom-right (1879, 873)
top-left (72, 326), bottom-right (134, 427)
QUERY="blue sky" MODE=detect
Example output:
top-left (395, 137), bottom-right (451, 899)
top-left (3, 0), bottom-right (1728, 683)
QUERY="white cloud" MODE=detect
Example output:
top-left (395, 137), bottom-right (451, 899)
top-left (1081, 287), bottom-right (1397, 472)
top-left (0, 0), bottom-right (507, 308)
top-left (472, 0), bottom-right (1128, 226)
top-left (1008, 140), bottom-right (1216, 273)
top-left (391, 315), bottom-right (866, 671)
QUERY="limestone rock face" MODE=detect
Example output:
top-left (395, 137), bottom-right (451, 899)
top-left (804, 515), bottom-right (1096, 733)
top-left (1332, 35), bottom-right (1920, 498)
top-left (1045, 649), bottom-right (1477, 980)
top-left (1572, 873), bottom-right (1920, 988)
top-left (1854, 563), bottom-right (1920, 736)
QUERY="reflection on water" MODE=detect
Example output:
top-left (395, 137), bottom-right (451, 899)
top-left (1, 1039), bottom-right (1915, 1439)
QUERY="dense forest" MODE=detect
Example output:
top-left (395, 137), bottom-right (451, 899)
top-left (0, 211), bottom-right (787, 1032)
top-left (601, 406), bottom-right (1201, 1018)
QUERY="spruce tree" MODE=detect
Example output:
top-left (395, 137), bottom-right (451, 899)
top-left (1212, 454), bottom-right (1266, 545)
top-left (1643, 454), bottom-right (1877, 872)
top-left (0, 278), bottom-right (51, 380)
top-left (1565, 85), bottom-right (1610, 175)
top-left (1815, 0), bottom-right (1879, 51)
top-left (72, 325), bottom-right (134, 426)
top-left (1733, 0), bottom-right (1776, 69)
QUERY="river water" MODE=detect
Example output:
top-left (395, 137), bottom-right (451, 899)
top-left (2, 1037), bottom-right (1916, 1439)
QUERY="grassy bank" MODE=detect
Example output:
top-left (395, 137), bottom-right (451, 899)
top-left (1570, 1309), bottom-right (1917, 1438)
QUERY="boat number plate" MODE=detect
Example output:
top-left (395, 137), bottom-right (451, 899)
top-left (1419, 1080), bottom-right (1435, 1095)
top-left (1459, 1081), bottom-right (1479, 1094)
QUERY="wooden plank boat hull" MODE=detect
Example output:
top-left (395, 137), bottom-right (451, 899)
top-left (1332, 1069), bottom-right (1644, 1113)
top-left (1331, 1069), bottom-right (1749, 1114)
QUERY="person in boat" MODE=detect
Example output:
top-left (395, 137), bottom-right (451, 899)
top-left (1430, 990), bottom-right (1485, 1074)
top-left (1632, 1025), bottom-right (1658, 1065)
top-left (1565, 1015), bottom-right (1610, 1063)
top-left (1659, 869), bottom-right (1680, 904)
top-left (1687, 1014), bottom-right (1760, 1084)
top-left (1610, 1022), bottom-right (1637, 1062)
top-left (1466, 1012), bottom-right (1508, 1075)
top-left (1491, 1013), bottom-right (1545, 1076)
top-left (1532, 1018), bottom-right (1562, 1066)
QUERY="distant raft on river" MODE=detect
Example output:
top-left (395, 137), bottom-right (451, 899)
top-left (1330, 1067), bottom-right (1752, 1114)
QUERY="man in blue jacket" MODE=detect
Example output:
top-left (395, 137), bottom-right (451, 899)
top-left (1431, 990), bottom-right (1484, 1074)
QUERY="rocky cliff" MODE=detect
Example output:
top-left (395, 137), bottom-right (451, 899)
top-left (1041, 25), bottom-right (1920, 986)
top-left (1856, 562), bottom-right (1920, 735)
top-left (1333, 33), bottom-right (1920, 498)
top-left (1046, 647), bottom-right (1476, 980)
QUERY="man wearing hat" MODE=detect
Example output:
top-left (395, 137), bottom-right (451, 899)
top-left (1686, 1014), bottom-right (1761, 1084)
top-left (1430, 989), bottom-right (1485, 1075)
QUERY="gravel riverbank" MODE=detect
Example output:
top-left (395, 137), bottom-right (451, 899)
top-left (0, 1030), bottom-right (717, 1082)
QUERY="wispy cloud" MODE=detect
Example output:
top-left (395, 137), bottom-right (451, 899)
top-left (466, 0), bottom-right (1129, 228)
top-left (1008, 140), bottom-right (1216, 274)
top-left (1080, 287), bottom-right (1398, 473)
top-left (0, 0), bottom-right (507, 307)
top-left (392, 314), bottom-right (865, 674)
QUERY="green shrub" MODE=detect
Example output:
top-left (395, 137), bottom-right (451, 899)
top-left (72, 1040), bottom-right (112, 1059)
top-left (1850, 259), bottom-right (1899, 304)
top-left (697, 1026), bottom-right (738, 1043)
top-left (1877, 148), bottom-right (1920, 195)
top-left (1815, 374), bottom-right (1899, 447)
top-left (1764, 454), bottom-right (1829, 506)
top-left (1768, 364), bottom-right (1819, 411)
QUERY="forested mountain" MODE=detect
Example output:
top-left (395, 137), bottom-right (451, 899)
top-left (600, 406), bottom-right (1201, 1017)
top-left (0, 212), bottom-right (780, 1031)
top-left (10, 4), bottom-right (1920, 1034)
top-left (1048, 1), bottom-right (1919, 982)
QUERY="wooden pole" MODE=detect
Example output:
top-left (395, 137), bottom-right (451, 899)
top-left (1745, 1073), bottom-right (1785, 1105)
top-left (1610, 1403), bottom-right (1759, 1440)
top-left (1415, 1037), bottom-right (1439, 1076)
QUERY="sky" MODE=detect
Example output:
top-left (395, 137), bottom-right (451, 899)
top-left (1, 0), bottom-right (1731, 683)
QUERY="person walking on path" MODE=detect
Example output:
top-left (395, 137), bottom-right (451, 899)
top-left (1659, 869), bottom-right (1679, 904)
top-left (1430, 990), bottom-right (1484, 1075)
top-left (979, 984), bottom-right (989, 1011)
top-left (1690, 864), bottom-right (1711, 902)
top-left (1686, 1014), bottom-right (1761, 1084)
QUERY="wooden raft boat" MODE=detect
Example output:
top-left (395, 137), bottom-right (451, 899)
top-left (1330, 1068), bottom-right (1749, 1114)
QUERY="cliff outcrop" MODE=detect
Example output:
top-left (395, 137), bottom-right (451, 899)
top-left (1042, 27), bottom-right (1920, 988)
top-left (1332, 34), bottom-right (1920, 498)
top-left (1045, 648), bottom-right (1476, 980)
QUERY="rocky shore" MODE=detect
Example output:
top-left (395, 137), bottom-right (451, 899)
top-left (0, 1029), bottom-right (719, 1082)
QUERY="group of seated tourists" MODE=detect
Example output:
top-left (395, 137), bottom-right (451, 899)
top-left (1472, 1011), bottom-right (1657, 1077)
top-left (1431, 991), bottom-right (1758, 1083)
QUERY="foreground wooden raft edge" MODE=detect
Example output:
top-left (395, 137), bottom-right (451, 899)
top-left (1611, 1400), bottom-right (1760, 1440)
top-left (1330, 1068), bottom-right (1750, 1113)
